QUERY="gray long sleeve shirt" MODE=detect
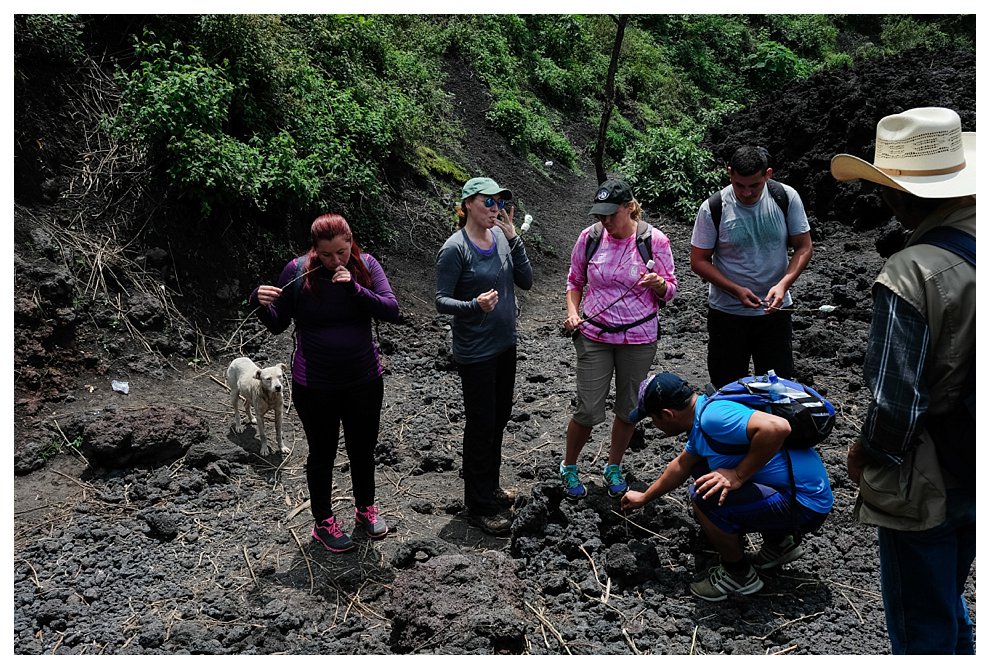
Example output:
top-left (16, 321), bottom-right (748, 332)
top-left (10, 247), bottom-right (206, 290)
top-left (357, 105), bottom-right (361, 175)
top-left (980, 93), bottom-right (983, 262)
top-left (435, 227), bottom-right (533, 364)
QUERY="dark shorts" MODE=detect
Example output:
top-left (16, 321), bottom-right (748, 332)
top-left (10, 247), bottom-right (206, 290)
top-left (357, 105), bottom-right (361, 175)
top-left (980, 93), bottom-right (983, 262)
top-left (689, 479), bottom-right (828, 537)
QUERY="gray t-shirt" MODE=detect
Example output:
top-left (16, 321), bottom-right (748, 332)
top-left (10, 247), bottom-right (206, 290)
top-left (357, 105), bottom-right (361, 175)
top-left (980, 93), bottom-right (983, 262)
top-left (691, 182), bottom-right (810, 316)
top-left (435, 227), bottom-right (533, 364)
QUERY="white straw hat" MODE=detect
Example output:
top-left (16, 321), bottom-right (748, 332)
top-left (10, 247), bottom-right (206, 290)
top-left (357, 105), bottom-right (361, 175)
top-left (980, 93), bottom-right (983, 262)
top-left (831, 107), bottom-right (975, 198)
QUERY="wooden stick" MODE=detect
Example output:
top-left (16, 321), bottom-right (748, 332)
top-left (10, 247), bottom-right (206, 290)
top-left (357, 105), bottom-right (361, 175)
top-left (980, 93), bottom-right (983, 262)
top-left (772, 645), bottom-right (799, 655)
top-left (607, 510), bottom-right (670, 542)
top-left (839, 589), bottom-right (865, 624)
top-left (242, 545), bottom-right (259, 590)
top-left (578, 544), bottom-right (605, 591)
top-left (755, 611), bottom-right (824, 641)
top-left (289, 528), bottom-right (315, 595)
top-left (524, 602), bottom-right (572, 655)
top-left (622, 627), bottom-right (642, 655)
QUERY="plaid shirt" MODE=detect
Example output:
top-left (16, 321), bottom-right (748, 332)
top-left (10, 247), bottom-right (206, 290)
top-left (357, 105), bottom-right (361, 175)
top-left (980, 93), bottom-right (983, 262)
top-left (860, 284), bottom-right (931, 465)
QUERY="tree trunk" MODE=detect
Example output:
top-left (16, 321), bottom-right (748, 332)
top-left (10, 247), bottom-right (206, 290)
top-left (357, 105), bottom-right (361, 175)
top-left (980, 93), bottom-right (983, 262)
top-left (593, 15), bottom-right (628, 185)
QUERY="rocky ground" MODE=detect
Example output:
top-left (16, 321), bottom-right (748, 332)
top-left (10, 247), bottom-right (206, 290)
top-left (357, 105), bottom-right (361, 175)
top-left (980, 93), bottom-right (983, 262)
top-left (11, 47), bottom-right (976, 654)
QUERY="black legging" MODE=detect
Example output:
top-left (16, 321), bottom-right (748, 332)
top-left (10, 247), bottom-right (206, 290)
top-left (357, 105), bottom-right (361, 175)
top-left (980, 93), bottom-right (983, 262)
top-left (292, 377), bottom-right (384, 523)
top-left (457, 345), bottom-right (517, 516)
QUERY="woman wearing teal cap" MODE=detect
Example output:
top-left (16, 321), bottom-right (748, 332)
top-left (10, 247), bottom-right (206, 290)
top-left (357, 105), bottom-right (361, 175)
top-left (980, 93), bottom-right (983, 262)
top-left (435, 177), bottom-right (533, 535)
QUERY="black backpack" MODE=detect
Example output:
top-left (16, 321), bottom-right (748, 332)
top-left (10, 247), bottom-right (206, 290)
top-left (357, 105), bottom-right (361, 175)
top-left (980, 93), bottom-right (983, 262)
top-left (706, 179), bottom-right (789, 246)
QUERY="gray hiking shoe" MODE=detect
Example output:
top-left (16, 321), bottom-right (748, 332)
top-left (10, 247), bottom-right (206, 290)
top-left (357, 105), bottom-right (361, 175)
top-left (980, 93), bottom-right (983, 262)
top-left (689, 564), bottom-right (764, 602)
top-left (752, 535), bottom-right (806, 570)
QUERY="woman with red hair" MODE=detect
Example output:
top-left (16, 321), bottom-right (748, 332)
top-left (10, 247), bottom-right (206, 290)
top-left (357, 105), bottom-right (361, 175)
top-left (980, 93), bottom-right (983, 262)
top-left (251, 214), bottom-right (401, 553)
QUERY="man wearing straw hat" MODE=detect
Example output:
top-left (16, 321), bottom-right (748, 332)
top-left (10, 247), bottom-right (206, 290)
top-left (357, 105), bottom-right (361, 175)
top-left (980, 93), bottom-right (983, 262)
top-left (831, 107), bottom-right (975, 655)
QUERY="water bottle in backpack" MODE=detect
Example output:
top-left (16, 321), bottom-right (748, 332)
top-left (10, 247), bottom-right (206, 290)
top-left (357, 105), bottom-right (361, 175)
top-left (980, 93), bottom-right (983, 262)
top-left (767, 369), bottom-right (787, 403)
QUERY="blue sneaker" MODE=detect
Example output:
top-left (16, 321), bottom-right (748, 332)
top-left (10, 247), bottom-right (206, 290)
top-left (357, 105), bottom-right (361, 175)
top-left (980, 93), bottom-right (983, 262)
top-left (602, 463), bottom-right (629, 497)
top-left (559, 462), bottom-right (587, 500)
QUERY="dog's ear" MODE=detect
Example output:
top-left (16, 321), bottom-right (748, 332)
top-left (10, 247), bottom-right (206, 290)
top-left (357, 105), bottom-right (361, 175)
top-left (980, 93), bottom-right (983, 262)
top-left (278, 363), bottom-right (286, 373)
top-left (255, 369), bottom-right (262, 380)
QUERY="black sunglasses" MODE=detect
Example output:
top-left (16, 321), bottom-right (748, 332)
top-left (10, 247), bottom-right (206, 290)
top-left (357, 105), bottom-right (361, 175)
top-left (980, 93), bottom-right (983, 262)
top-left (482, 196), bottom-right (507, 210)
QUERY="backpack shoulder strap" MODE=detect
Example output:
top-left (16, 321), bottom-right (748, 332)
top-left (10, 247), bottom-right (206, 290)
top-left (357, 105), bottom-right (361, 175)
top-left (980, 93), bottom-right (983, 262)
top-left (696, 394), bottom-right (750, 455)
top-left (709, 180), bottom-right (788, 233)
top-left (292, 254), bottom-right (309, 302)
top-left (913, 227), bottom-right (975, 267)
top-left (584, 222), bottom-right (604, 266)
top-left (634, 220), bottom-right (653, 265)
top-left (766, 179), bottom-right (790, 219)
top-left (706, 191), bottom-right (723, 232)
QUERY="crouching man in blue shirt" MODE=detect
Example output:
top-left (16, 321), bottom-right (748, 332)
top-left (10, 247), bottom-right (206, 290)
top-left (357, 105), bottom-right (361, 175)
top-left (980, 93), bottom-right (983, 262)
top-left (621, 372), bottom-right (833, 601)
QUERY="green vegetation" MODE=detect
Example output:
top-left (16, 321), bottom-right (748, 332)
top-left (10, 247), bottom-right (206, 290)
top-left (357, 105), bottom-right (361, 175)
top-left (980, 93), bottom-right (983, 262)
top-left (38, 434), bottom-right (83, 465)
top-left (15, 14), bottom-right (974, 237)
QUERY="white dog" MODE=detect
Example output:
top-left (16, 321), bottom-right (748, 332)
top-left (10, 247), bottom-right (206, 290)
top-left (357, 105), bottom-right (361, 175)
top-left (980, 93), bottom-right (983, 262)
top-left (226, 356), bottom-right (288, 456)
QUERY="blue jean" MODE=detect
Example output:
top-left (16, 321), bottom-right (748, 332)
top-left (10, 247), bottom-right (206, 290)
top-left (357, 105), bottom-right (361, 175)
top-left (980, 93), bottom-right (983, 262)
top-left (877, 488), bottom-right (976, 654)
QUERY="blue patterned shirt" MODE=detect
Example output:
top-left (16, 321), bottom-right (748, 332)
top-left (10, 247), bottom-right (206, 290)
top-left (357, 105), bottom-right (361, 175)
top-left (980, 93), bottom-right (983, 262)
top-left (860, 284), bottom-right (930, 465)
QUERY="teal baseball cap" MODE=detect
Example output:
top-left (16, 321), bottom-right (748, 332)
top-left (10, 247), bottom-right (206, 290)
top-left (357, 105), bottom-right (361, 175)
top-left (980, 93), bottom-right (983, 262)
top-left (461, 177), bottom-right (512, 201)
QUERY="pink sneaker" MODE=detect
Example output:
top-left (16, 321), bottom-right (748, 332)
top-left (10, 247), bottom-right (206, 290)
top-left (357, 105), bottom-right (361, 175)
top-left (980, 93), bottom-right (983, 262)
top-left (311, 516), bottom-right (354, 552)
top-left (354, 504), bottom-right (388, 539)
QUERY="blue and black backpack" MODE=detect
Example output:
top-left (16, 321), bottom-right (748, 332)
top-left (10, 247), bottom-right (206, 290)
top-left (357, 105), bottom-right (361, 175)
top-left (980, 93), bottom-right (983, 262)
top-left (698, 375), bottom-right (836, 539)
top-left (699, 375), bottom-right (836, 455)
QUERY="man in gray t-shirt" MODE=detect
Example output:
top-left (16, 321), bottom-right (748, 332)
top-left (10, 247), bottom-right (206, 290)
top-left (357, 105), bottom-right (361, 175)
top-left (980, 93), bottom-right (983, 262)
top-left (689, 146), bottom-right (813, 388)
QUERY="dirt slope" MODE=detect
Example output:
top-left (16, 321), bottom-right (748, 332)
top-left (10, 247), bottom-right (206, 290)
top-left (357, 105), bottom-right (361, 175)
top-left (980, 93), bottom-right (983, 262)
top-left (12, 48), bottom-right (975, 655)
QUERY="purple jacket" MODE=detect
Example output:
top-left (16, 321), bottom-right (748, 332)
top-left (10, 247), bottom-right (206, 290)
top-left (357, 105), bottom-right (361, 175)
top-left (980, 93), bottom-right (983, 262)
top-left (250, 253), bottom-right (400, 390)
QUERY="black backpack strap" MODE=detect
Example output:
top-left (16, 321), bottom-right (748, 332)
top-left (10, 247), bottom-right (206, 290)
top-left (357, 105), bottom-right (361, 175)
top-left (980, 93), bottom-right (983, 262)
top-left (634, 220), bottom-right (653, 265)
top-left (292, 254), bottom-right (309, 303)
top-left (707, 191), bottom-right (723, 234)
top-left (584, 222), bottom-right (604, 267)
top-left (766, 179), bottom-right (790, 220)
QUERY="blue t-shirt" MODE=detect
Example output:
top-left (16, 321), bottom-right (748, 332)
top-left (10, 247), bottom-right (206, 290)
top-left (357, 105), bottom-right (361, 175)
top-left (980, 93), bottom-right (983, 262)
top-left (684, 395), bottom-right (833, 513)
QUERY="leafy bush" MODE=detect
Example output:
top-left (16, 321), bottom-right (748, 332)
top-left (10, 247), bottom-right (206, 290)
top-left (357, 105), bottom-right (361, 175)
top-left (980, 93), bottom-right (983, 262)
top-left (758, 15), bottom-right (838, 59)
top-left (485, 91), bottom-right (576, 168)
top-left (14, 14), bottom-right (84, 64)
top-left (486, 95), bottom-right (529, 151)
top-left (744, 38), bottom-right (814, 93)
top-left (107, 19), bottom-right (463, 240)
top-left (111, 39), bottom-right (232, 148)
top-left (603, 113), bottom-right (640, 165)
top-left (619, 123), bottom-right (723, 221)
top-left (880, 16), bottom-right (952, 52)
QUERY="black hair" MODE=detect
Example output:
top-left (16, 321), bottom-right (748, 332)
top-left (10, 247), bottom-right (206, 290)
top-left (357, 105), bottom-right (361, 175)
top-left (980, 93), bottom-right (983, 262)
top-left (729, 146), bottom-right (771, 177)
